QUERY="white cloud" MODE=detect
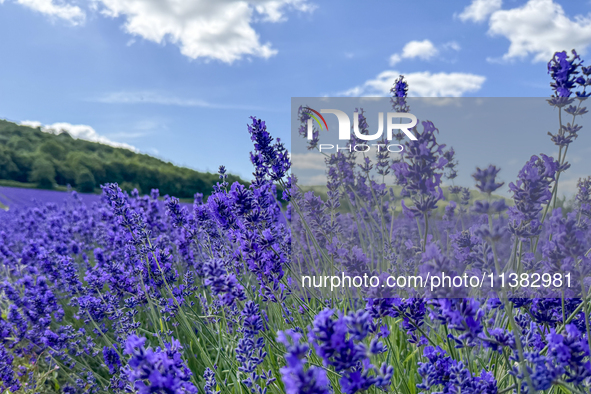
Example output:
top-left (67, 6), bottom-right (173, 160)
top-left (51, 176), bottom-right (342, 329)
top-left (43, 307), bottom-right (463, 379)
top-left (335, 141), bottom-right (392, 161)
top-left (402, 40), bottom-right (439, 59)
top-left (444, 41), bottom-right (461, 51)
top-left (96, 91), bottom-right (211, 107)
top-left (389, 39), bottom-right (438, 65)
top-left (290, 152), bottom-right (326, 170)
top-left (557, 176), bottom-right (583, 197)
top-left (253, 0), bottom-right (317, 22)
top-left (487, 0), bottom-right (591, 62)
top-left (20, 120), bottom-right (138, 151)
top-left (389, 54), bottom-right (402, 66)
top-left (94, 91), bottom-right (265, 110)
top-left (10, 0), bottom-right (85, 24)
top-left (388, 54), bottom-right (402, 66)
top-left (458, 0), bottom-right (502, 22)
top-left (341, 70), bottom-right (486, 97)
top-left (3, 0), bottom-right (314, 62)
top-left (92, 0), bottom-right (315, 63)
top-left (299, 174), bottom-right (328, 186)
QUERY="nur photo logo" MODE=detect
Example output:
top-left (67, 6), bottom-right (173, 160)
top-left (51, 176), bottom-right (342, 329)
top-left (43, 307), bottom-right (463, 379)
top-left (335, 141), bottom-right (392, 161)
top-left (304, 106), bottom-right (418, 152)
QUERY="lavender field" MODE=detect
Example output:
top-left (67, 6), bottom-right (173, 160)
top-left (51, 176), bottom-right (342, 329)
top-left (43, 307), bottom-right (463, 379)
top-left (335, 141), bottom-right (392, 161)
top-left (0, 187), bottom-right (102, 210)
top-left (0, 49), bottom-right (591, 394)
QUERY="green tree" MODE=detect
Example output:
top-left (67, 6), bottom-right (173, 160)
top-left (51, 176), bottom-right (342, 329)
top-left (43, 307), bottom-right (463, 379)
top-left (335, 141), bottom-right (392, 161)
top-left (38, 139), bottom-right (66, 160)
top-left (54, 162), bottom-right (76, 186)
top-left (7, 136), bottom-right (33, 151)
top-left (0, 147), bottom-right (18, 179)
top-left (10, 152), bottom-right (32, 182)
top-left (29, 158), bottom-right (56, 189)
top-left (76, 168), bottom-right (96, 193)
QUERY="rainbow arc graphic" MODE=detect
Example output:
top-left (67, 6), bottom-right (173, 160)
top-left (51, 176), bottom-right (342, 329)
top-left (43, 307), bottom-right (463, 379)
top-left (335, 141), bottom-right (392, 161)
top-left (304, 107), bottom-right (328, 131)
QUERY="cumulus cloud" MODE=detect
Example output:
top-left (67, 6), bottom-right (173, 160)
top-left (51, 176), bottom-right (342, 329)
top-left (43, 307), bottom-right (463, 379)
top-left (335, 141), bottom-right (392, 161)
top-left (487, 0), bottom-right (591, 62)
top-left (389, 40), bottom-right (461, 66)
top-left (93, 0), bottom-right (315, 63)
top-left (389, 40), bottom-right (439, 65)
top-left (458, 0), bottom-right (591, 63)
top-left (9, 0), bottom-right (85, 24)
top-left (20, 120), bottom-right (138, 151)
top-left (402, 40), bottom-right (439, 59)
top-left (2, 0), bottom-right (314, 62)
top-left (458, 0), bottom-right (502, 23)
top-left (341, 70), bottom-right (486, 97)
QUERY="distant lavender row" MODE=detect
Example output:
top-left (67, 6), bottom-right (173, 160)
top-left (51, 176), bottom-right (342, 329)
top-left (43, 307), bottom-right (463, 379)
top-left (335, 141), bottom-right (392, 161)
top-left (0, 186), bottom-right (193, 210)
top-left (0, 186), bottom-right (103, 209)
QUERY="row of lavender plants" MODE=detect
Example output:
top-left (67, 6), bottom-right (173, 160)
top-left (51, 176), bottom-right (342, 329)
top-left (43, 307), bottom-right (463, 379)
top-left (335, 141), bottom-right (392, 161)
top-left (1, 49), bottom-right (590, 394)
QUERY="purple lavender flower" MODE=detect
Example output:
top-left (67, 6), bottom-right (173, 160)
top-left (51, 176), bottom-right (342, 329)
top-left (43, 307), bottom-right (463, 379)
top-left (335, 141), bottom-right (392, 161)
top-left (309, 309), bottom-right (394, 393)
top-left (473, 165), bottom-right (504, 194)
top-left (248, 117), bottom-right (290, 184)
top-left (203, 259), bottom-right (246, 306)
top-left (0, 345), bottom-right (21, 392)
top-left (165, 197), bottom-right (188, 228)
top-left (103, 345), bottom-right (121, 374)
top-left (309, 309), bottom-right (365, 372)
top-left (390, 75), bottom-right (410, 113)
top-left (508, 154), bottom-right (563, 238)
top-left (418, 346), bottom-right (497, 394)
top-left (576, 176), bottom-right (591, 220)
top-left (392, 120), bottom-right (448, 220)
top-left (122, 335), bottom-right (198, 394)
top-left (430, 298), bottom-right (484, 348)
top-left (204, 366), bottom-right (220, 394)
top-left (277, 329), bottom-right (330, 394)
top-left (236, 301), bottom-right (275, 393)
top-left (548, 50), bottom-right (582, 97)
top-left (546, 324), bottom-right (591, 384)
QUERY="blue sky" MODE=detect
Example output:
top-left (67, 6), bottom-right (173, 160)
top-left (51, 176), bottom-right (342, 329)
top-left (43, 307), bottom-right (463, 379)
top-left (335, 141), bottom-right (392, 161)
top-left (0, 0), bottom-right (590, 194)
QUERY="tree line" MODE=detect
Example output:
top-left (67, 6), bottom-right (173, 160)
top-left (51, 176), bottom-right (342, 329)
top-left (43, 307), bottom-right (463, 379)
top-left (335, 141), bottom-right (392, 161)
top-left (0, 119), bottom-right (244, 198)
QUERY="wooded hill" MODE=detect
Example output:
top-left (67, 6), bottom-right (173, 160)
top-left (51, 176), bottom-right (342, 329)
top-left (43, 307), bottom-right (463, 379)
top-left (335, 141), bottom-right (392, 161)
top-left (0, 119), bottom-right (243, 198)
